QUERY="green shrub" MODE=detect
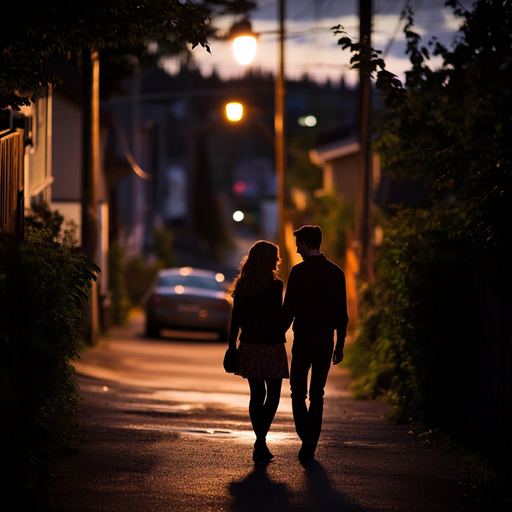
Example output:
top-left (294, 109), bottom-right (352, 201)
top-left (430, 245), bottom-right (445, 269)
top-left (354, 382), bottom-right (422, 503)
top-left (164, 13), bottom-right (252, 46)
top-left (0, 226), bottom-right (99, 496)
top-left (350, 206), bottom-right (474, 429)
top-left (153, 225), bottom-right (177, 268)
top-left (123, 226), bottom-right (178, 307)
top-left (124, 256), bottom-right (160, 306)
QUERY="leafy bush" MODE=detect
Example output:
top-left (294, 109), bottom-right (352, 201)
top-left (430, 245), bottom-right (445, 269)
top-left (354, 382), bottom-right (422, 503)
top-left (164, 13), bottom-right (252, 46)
top-left (123, 226), bottom-right (178, 308)
top-left (153, 225), bottom-right (177, 269)
top-left (338, 0), bottom-right (512, 496)
top-left (0, 227), bottom-right (99, 496)
top-left (124, 255), bottom-right (160, 306)
top-left (350, 206), bottom-right (474, 429)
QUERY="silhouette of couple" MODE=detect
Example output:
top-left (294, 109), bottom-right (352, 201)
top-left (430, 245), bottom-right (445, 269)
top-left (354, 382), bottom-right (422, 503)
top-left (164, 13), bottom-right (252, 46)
top-left (228, 225), bottom-right (349, 464)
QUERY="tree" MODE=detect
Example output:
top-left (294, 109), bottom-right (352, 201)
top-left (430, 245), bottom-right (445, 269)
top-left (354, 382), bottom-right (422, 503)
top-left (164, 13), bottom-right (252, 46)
top-left (0, 0), bottom-right (255, 111)
top-left (337, 0), bottom-right (512, 290)
top-left (337, 1), bottom-right (512, 484)
top-left (379, 0), bottom-right (512, 289)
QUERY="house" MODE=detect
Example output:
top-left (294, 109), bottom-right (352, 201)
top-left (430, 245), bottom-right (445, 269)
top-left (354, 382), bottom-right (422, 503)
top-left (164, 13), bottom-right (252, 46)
top-left (309, 136), bottom-right (381, 328)
top-left (0, 73), bottom-right (130, 338)
top-left (1, 87), bottom-right (53, 237)
top-left (50, 74), bottom-right (135, 333)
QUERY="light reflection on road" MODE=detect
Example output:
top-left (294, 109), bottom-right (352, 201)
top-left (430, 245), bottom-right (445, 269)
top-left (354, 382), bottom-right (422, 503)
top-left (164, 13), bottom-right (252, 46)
top-left (125, 425), bottom-right (298, 444)
top-left (79, 381), bottom-right (294, 415)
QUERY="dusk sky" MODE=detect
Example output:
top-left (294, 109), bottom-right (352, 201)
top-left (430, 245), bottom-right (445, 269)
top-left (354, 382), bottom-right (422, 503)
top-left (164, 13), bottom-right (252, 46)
top-left (164, 0), bottom-right (475, 86)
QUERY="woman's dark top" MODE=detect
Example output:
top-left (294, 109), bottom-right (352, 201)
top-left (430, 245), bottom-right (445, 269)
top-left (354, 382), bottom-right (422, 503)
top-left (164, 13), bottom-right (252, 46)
top-left (229, 279), bottom-right (285, 348)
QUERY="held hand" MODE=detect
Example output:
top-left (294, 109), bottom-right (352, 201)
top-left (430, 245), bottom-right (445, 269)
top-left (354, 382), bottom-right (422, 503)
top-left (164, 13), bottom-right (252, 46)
top-left (332, 348), bottom-right (344, 365)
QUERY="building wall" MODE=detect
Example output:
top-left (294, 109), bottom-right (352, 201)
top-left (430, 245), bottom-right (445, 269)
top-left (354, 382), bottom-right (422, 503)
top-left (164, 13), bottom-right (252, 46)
top-left (51, 93), bottom-right (82, 201)
top-left (17, 88), bottom-right (53, 206)
top-left (331, 152), bottom-right (359, 201)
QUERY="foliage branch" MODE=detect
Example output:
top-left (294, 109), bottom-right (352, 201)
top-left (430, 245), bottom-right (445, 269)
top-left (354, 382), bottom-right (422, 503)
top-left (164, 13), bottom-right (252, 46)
top-left (336, 0), bottom-right (512, 289)
top-left (0, 0), bottom-right (256, 110)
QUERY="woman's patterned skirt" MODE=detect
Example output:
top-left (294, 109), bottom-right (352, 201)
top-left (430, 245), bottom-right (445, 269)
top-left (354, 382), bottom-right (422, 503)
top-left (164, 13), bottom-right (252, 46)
top-left (237, 342), bottom-right (289, 380)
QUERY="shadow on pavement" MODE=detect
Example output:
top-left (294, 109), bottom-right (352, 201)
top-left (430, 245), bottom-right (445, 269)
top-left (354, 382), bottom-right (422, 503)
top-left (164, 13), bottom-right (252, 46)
top-left (229, 461), bottom-right (365, 512)
top-left (230, 464), bottom-right (291, 512)
top-left (302, 460), bottom-right (365, 511)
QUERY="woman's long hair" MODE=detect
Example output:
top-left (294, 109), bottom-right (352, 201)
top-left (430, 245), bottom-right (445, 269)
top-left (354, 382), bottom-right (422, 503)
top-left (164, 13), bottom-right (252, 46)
top-left (230, 240), bottom-right (281, 297)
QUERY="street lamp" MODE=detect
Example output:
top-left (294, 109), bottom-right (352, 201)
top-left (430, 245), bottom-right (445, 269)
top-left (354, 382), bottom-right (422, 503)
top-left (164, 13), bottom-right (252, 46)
top-left (230, 19), bottom-right (258, 65)
top-left (225, 102), bottom-right (243, 122)
top-left (229, 2), bottom-right (287, 277)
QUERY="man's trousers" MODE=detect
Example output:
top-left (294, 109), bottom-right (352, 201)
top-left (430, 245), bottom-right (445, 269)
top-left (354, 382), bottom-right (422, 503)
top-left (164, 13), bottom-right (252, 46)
top-left (290, 336), bottom-right (334, 448)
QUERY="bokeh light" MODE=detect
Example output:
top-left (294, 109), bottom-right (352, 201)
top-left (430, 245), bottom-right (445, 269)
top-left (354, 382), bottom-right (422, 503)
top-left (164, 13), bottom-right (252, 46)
top-left (226, 102), bottom-right (243, 121)
top-left (298, 115), bottom-right (317, 127)
top-left (233, 210), bottom-right (244, 222)
top-left (233, 36), bottom-right (257, 65)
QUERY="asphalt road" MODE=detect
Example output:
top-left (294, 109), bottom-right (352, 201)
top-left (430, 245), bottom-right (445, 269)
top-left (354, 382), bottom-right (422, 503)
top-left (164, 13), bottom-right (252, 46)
top-left (37, 316), bottom-right (481, 512)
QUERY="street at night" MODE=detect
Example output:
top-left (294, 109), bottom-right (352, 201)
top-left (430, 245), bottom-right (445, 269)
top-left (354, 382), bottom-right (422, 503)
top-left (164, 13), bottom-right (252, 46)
top-left (39, 314), bottom-right (479, 512)
top-left (2, 2), bottom-right (511, 510)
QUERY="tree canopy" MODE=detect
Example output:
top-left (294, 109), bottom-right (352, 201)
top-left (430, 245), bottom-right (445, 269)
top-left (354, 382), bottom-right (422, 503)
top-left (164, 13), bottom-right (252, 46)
top-left (0, 0), bottom-right (255, 111)
top-left (339, 0), bottom-right (512, 289)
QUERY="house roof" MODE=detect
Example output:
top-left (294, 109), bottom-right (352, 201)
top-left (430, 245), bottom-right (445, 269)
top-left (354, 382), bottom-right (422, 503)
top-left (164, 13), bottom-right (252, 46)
top-left (309, 135), bottom-right (360, 166)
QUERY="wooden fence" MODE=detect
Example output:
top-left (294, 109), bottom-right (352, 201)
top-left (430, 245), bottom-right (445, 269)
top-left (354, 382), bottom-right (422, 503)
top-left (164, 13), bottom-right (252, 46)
top-left (0, 129), bottom-right (24, 238)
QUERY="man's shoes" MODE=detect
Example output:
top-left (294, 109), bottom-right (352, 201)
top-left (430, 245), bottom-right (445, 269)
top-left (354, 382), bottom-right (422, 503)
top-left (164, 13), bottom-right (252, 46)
top-left (298, 440), bottom-right (316, 463)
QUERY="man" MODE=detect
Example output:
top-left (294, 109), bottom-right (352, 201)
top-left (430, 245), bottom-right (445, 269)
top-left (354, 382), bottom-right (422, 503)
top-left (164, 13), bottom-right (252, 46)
top-left (283, 225), bottom-right (349, 463)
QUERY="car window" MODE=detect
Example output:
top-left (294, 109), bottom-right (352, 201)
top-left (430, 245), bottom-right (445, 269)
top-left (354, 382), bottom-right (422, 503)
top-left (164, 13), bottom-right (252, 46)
top-left (158, 275), bottom-right (222, 291)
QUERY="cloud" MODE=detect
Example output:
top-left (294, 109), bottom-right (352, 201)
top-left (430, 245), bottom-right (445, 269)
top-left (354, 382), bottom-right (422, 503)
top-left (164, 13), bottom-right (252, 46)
top-left (176, 0), bottom-right (470, 85)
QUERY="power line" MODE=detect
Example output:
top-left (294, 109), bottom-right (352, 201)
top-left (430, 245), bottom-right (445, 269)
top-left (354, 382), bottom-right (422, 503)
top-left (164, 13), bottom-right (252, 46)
top-left (383, 0), bottom-right (410, 57)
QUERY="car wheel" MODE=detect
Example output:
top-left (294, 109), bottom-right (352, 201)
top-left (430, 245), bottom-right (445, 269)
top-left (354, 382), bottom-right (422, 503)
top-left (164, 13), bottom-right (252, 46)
top-left (145, 322), bottom-right (160, 338)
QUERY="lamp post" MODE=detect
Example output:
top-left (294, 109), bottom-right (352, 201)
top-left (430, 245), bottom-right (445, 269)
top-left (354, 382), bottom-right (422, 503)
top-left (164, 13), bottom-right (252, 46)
top-left (81, 46), bottom-right (100, 345)
top-left (231, 1), bottom-right (287, 277)
top-left (275, 0), bottom-right (287, 278)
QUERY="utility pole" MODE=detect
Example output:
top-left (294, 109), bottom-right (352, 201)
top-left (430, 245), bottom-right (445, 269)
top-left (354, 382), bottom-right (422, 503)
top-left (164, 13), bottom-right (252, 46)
top-left (81, 47), bottom-right (100, 345)
top-left (357, 0), bottom-right (373, 280)
top-left (275, 0), bottom-right (287, 279)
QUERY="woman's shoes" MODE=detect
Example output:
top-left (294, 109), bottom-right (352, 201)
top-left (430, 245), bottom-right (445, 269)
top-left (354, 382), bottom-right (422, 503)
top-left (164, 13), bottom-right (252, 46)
top-left (253, 440), bottom-right (274, 464)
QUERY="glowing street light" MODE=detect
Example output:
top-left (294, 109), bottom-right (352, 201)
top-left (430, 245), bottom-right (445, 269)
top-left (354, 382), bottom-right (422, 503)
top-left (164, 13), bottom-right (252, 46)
top-left (226, 102), bottom-right (244, 122)
top-left (233, 36), bottom-right (257, 65)
top-left (229, 19), bottom-right (258, 66)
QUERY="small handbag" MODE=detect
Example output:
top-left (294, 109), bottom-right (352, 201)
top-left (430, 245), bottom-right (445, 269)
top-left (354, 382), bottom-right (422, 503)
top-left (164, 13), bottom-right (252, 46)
top-left (223, 347), bottom-right (239, 373)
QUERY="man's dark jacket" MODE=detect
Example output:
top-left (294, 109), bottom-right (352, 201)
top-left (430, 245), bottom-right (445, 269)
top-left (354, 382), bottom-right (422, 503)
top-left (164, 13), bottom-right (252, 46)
top-left (283, 254), bottom-right (348, 348)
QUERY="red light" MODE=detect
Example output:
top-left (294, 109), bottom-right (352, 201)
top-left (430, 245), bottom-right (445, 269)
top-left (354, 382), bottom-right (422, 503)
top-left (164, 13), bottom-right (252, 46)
top-left (233, 181), bottom-right (247, 195)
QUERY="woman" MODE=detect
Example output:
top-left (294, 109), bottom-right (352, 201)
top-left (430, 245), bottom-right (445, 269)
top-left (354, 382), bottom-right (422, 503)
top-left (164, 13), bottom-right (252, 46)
top-left (228, 240), bottom-right (289, 463)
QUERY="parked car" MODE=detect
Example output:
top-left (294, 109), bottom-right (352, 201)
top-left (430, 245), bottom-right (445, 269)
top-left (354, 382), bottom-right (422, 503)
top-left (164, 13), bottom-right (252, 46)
top-left (143, 267), bottom-right (231, 340)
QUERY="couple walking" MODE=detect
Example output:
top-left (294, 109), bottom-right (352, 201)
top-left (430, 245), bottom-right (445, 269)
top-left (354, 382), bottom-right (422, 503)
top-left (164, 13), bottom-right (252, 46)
top-left (228, 225), bottom-right (349, 464)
